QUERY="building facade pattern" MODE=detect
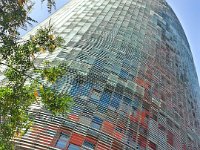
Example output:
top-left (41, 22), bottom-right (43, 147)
top-left (15, 0), bottom-right (200, 149)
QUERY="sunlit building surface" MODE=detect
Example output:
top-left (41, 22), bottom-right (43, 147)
top-left (15, 0), bottom-right (200, 149)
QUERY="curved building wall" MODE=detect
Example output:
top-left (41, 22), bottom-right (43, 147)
top-left (16, 0), bottom-right (200, 149)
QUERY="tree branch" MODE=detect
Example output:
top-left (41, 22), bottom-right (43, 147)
top-left (0, 62), bottom-right (42, 85)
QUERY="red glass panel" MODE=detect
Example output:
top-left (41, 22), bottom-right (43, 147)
top-left (138, 135), bottom-right (147, 148)
top-left (114, 131), bottom-right (123, 141)
top-left (96, 142), bottom-right (110, 150)
top-left (70, 133), bottom-right (84, 146)
top-left (85, 137), bottom-right (97, 144)
top-left (140, 110), bottom-right (149, 128)
top-left (183, 144), bottom-right (187, 150)
top-left (167, 131), bottom-right (174, 146)
top-left (68, 114), bottom-right (79, 122)
top-left (148, 141), bottom-right (157, 150)
top-left (132, 131), bottom-right (137, 142)
top-left (102, 121), bottom-right (114, 135)
top-left (111, 141), bottom-right (123, 150)
top-left (135, 77), bottom-right (150, 89)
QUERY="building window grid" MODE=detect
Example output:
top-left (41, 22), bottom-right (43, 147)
top-left (17, 0), bottom-right (200, 149)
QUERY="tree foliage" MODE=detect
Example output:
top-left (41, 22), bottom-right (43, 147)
top-left (0, 0), bottom-right (72, 149)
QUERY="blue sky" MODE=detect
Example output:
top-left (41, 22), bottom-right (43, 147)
top-left (24, 0), bottom-right (200, 84)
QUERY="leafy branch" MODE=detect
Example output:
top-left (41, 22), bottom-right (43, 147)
top-left (0, 0), bottom-right (73, 149)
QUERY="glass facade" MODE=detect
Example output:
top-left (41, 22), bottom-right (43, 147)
top-left (15, 0), bottom-right (200, 149)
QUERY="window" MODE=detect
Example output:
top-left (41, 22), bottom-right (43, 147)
top-left (115, 126), bottom-right (123, 133)
top-left (91, 116), bottom-right (103, 130)
top-left (68, 144), bottom-right (80, 150)
top-left (158, 124), bottom-right (165, 132)
top-left (167, 131), bottom-right (174, 146)
top-left (110, 93), bottom-right (122, 109)
top-left (82, 140), bottom-right (95, 150)
top-left (55, 133), bottom-right (70, 149)
top-left (99, 89), bottom-right (112, 107)
top-left (119, 69), bottom-right (128, 80)
top-left (91, 122), bottom-right (101, 130)
top-left (90, 89), bottom-right (101, 100)
top-left (167, 118), bottom-right (173, 128)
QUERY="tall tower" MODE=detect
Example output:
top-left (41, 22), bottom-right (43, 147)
top-left (16, 0), bottom-right (200, 149)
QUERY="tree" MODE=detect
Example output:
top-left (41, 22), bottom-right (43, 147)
top-left (0, 0), bottom-right (73, 149)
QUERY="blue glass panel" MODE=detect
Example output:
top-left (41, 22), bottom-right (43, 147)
top-left (110, 93), bottom-right (122, 109)
top-left (71, 105), bottom-right (82, 114)
top-left (119, 69), bottom-right (128, 79)
top-left (79, 87), bottom-right (89, 96)
top-left (91, 89), bottom-right (101, 100)
top-left (90, 98), bottom-right (99, 105)
top-left (83, 140), bottom-right (95, 149)
top-left (91, 122), bottom-right (101, 130)
top-left (80, 83), bottom-right (92, 96)
top-left (92, 116), bottom-right (103, 124)
top-left (94, 59), bottom-right (104, 67)
top-left (132, 96), bottom-right (140, 109)
top-left (99, 90), bottom-right (111, 107)
top-left (68, 144), bottom-right (80, 150)
top-left (115, 126), bottom-right (123, 133)
top-left (122, 60), bottom-right (131, 70)
top-left (98, 105), bottom-right (108, 114)
top-left (128, 74), bottom-right (135, 80)
top-left (70, 84), bottom-right (80, 96)
top-left (55, 133), bottom-right (70, 149)
top-left (123, 96), bottom-right (132, 105)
